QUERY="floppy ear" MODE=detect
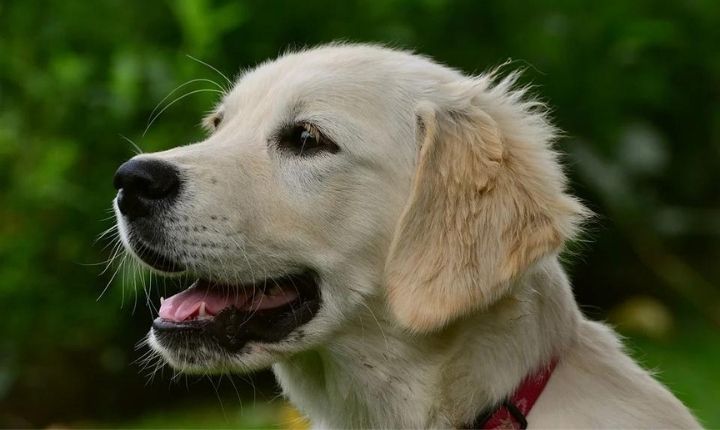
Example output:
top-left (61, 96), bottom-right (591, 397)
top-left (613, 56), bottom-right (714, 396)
top-left (384, 77), bottom-right (588, 333)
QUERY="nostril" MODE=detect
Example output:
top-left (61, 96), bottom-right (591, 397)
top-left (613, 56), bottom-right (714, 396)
top-left (113, 158), bottom-right (181, 218)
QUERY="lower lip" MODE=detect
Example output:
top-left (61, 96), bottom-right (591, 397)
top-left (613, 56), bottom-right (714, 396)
top-left (152, 317), bottom-right (209, 331)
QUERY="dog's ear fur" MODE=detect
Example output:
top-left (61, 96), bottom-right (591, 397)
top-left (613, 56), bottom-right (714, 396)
top-left (385, 75), bottom-right (588, 333)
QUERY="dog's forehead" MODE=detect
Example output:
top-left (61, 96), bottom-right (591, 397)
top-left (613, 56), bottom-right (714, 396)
top-left (222, 45), bottom-right (458, 116)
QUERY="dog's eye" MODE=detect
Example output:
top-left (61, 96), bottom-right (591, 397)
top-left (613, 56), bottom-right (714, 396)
top-left (277, 123), bottom-right (339, 156)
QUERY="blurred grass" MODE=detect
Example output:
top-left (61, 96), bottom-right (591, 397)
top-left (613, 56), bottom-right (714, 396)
top-left (110, 401), bottom-right (306, 429)
top-left (120, 401), bottom-right (282, 429)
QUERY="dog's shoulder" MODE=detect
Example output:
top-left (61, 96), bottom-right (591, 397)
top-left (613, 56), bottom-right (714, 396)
top-left (528, 320), bottom-right (701, 428)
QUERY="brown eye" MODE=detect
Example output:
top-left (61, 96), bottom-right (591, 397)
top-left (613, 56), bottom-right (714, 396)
top-left (278, 123), bottom-right (339, 156)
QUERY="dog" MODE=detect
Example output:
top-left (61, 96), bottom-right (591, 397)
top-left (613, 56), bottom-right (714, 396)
top-left (113, 44), bottom-right (701, 428)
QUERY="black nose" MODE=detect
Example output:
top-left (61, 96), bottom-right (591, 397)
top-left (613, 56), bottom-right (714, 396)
top-left (113, 158), bottom-right (181, 219)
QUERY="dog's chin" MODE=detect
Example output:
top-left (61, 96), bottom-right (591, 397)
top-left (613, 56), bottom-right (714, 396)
top-left (147, 329), bottom-right (289, 374)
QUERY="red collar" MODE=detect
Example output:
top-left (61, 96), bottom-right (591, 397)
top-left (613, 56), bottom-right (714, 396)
top-left (470, 359), bottom-right (558, 430)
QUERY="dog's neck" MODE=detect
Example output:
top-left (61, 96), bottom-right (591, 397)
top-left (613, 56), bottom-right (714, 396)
top-left (273, 258), bottom-right (581, 429)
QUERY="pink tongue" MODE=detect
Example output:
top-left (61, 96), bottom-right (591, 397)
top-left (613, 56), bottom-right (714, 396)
top-left (158, 284), bottom-right (299, 322)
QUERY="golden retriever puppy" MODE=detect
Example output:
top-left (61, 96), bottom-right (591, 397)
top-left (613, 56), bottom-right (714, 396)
top-left (113, 44), bottom-right (700, 429)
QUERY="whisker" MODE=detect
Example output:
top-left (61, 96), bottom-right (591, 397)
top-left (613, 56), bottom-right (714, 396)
top-left (142, 88), bottom-right (225, 137)
top-left (186, 54), bottom-right (232, 87)
top-left (95, 224), bottom-right (118, 244)
top-left (147, 77), bottom-right (225, 125)
top-left (96, 243), bottom-right (123, 273)
top-left (119, 134), bottom-right (144, 155)
top-left (207, 375), bottom-right (228, 423)
top-left (97, 247), bottom-right (127, 301)
top-left (359, 300), bottom-right (390, 353)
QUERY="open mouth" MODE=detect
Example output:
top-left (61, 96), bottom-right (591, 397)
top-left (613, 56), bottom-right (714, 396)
top-left (151, 270), bottom-right (321, 352)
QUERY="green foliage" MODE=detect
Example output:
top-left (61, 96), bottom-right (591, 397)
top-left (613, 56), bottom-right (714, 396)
top-left (0, 0), bottom-right (718, 426)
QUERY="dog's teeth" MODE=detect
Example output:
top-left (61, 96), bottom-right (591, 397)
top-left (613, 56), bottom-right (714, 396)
top-left (199, 302), bottom-right (207, 317)
top-left (160, 296), bottom-right (165, 304)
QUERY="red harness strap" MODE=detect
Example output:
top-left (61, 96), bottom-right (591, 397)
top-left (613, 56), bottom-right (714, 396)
top-left (478, 359), bottom-right (558, 429)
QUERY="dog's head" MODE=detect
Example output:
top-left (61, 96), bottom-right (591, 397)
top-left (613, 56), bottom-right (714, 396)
top-left (113, 44), bottom-right (586, 372)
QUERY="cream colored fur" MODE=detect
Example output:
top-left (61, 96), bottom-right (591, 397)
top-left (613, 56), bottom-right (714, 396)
top-left (117, 44), bottom-right (701, 429)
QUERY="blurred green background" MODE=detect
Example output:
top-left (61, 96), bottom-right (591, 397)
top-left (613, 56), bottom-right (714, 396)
top-left (1, 0), bottom-right (719, 428)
